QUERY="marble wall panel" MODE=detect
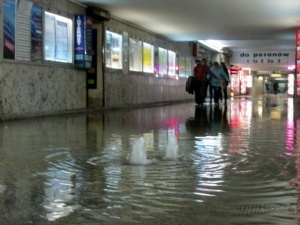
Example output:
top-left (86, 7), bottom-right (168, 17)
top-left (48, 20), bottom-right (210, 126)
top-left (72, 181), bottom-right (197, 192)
top-left (104, 71), bottom-right (192, 107)
top-left (0, 63), bottom-right (86, 119)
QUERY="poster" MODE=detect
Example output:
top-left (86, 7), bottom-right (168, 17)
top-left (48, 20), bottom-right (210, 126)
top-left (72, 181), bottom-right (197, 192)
top-left (31, 4), bottom-right (42, 61)
top-left (296, 29), bottom-right (300, 97)
top-left (44, 14), bottom-right (56, 60)
top-left (178, 56), bottom-right (186, 77)
top-left (74, 15), bottom-right (92, 69)
top-left (56, 21), bottom-right (68, 60)
top-left (3, 0), bottom-right (16, 59)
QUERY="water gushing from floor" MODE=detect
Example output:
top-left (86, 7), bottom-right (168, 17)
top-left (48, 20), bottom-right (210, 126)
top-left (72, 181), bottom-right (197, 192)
top-left (128, 136), bottom-right (148, 164)
top-left (165, 132), bottom-right (178, 159)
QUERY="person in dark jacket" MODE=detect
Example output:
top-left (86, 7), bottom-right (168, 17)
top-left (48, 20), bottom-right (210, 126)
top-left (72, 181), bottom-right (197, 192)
top-left (193, 58), bottom-right (216, 107)
top-left (273, 80), bottom-right (279, 95)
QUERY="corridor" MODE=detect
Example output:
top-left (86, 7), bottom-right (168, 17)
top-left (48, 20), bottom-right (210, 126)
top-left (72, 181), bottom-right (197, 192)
top-left (0, 96), bottom-right (299, 225)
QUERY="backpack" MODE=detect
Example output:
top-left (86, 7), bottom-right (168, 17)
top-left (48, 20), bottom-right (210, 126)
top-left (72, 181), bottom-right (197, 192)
top-left (185, 76), bottom-right (196, 94)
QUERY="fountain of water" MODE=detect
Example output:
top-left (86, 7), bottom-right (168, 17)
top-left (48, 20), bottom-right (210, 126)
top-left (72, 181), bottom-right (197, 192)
top-left (128, 136), bottom-right (148, 164)
top-left (165, 133), bottom-right (178, 159)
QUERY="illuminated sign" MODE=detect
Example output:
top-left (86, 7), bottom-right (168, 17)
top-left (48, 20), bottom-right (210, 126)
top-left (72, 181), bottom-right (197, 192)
top-left (296, 29), bottom-right (300, 97)
top-left (231, 51), bottom-right (295, 65)
top-left (74, 15), bottom-right (92, 69)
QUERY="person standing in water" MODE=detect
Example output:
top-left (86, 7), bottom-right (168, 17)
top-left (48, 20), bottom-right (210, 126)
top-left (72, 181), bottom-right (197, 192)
top-left (273, 80), bottom-right (279, 95)
top-left (210, 62), bottom-right (230, 106)
top-left (193, 58), bottom-right (216, 107)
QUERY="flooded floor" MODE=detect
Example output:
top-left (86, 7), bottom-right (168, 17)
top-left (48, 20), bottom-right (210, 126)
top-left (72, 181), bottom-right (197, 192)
top-left (1, 96), bottom-right (300, 225)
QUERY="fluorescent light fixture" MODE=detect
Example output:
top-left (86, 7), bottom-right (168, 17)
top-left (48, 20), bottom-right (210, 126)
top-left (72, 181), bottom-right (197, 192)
top-left (198, 40), bottom-right (223, 52)
top-left (271, 74), bottom-right (282, 78)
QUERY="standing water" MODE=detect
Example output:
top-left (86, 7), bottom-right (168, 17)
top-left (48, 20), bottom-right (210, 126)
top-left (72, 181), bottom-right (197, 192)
top-left (0, 98), bottom-right (299, 225)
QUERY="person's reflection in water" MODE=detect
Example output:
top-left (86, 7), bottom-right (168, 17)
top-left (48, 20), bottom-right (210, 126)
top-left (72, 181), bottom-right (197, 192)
top-left (210, 106), bottom-right (222, 135)
top-left (220, 106), bottom-right (230, 133)
top-left (207, 105), bottom-right (229, 135)
top-left (186, 105), bottom-right (230, 136)
top-left (186, 106), bottom-right (210, 136)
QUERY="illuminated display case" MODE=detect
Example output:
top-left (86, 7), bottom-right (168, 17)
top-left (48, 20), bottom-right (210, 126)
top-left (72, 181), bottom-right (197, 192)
top-left (158, 47), bottom-right (167, 76)
top-left (44, 12), bottom-right (73, 63)
top-left (178, 56), bottom-right (186, 77)
top-left (288, 73), bottom-right (295, 95)
top-left (105, 30), bottom-right (122, 69)
top-left (185, 57), bottom-right (192, 77)
top-left (129, 37), bottom-right (142, 72)
top-left (168, 50), bottom-right (176, 76)
top-left (297, 29), bottom-right (300, 97)
top-left (143, 42), bottom-right (154, 73)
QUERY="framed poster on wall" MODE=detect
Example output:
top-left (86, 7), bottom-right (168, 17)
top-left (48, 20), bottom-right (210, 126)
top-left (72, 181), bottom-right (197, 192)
top-left (31, 4), bottom-right (43, 61)
top-left (44, 11), bottom-right (73, 63)
top-left (158, 47), bottom-right (167, 76)
top-left (296, 29), bottom-right (300, 97)
top-left (74, 15), bottom-right (93, 69)
top-left (143, 42), bottom-right (154, 73)
top-left (105, 30), bottom-right (122, 69)
top-left (129, 37), bottom-right (142, 72)
top-left (3, 0), bottom-right (16, 59)
top-left (178, 56), bottom-right (186, 77)
top-left (168, 50), bottom-right (176, 76)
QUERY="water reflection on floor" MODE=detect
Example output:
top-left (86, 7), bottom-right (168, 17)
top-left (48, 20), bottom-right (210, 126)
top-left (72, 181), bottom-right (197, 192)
top-left (1, 96), bottom-right (300, 225)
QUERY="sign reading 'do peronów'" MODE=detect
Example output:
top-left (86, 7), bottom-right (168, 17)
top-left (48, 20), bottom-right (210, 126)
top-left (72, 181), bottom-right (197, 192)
top-left (231, 51), bottom-right (295, 64)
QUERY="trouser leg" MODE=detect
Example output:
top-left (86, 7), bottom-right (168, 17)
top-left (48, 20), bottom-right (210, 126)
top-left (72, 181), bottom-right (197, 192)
top-left (195, 82), bottom-right (206, 105)
top-left (209, 84), bottom-right (213, 102)
top-left (213, 86), bottom-right (221, 104)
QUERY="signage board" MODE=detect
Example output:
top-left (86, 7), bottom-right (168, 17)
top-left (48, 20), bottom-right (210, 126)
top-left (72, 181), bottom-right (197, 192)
top-left (296, 29), bottom-right (300, 97)
top-left (74, 15), bottom-right (92, 69)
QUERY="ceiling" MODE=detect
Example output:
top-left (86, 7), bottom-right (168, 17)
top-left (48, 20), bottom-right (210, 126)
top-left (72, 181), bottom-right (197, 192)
top-left (75, 0), bottom-right (300, 72)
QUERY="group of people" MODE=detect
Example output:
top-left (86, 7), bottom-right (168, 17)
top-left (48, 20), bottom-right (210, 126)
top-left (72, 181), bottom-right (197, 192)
top-left (265, 80), bottom-right (279, 95)
top-left (193, 58), bottom-right (230, 107)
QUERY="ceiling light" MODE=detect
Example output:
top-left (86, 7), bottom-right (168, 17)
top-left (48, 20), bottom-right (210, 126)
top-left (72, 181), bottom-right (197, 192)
top-left (198, 40), bottom-right (223, 52)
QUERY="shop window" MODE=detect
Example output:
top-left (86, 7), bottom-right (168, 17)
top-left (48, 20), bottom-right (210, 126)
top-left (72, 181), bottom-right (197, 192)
top-left (143, 42), bottom-right (154, 73)
top-left (44, 11), bottom-right (72, 63)
top-left (105, 30), bottom-right (122, 69)
top-left (129, 38), bottom-right (142, 72)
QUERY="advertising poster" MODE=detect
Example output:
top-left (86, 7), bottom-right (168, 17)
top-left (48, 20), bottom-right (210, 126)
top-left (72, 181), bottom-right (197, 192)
top-left (296, 29), bottom-right (300, 97)
top-left (56, 21), bottom-right (68, 60)
top-left (31, 4), bottom-right (42, 61)
top-left (178, 56), bottom-right (186, 77)
top-left (3, 0), bottom-right (16, 59)
top-left (44, 14), bottom-right (56, 60)
top-left (143, 45), bottom-right (152, 67)
top-left (74, 15), bottom-right (92, 69)
top-left (105, 32), bottom-right (112, 66)
top-left (85, 17), bottom-right (93, 68)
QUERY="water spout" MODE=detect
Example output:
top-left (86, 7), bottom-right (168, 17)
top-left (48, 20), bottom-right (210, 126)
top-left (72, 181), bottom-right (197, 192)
top-left (165, 133), bottom-right (178, 159)
top-left (128, 136), bottom-right (148, 164)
